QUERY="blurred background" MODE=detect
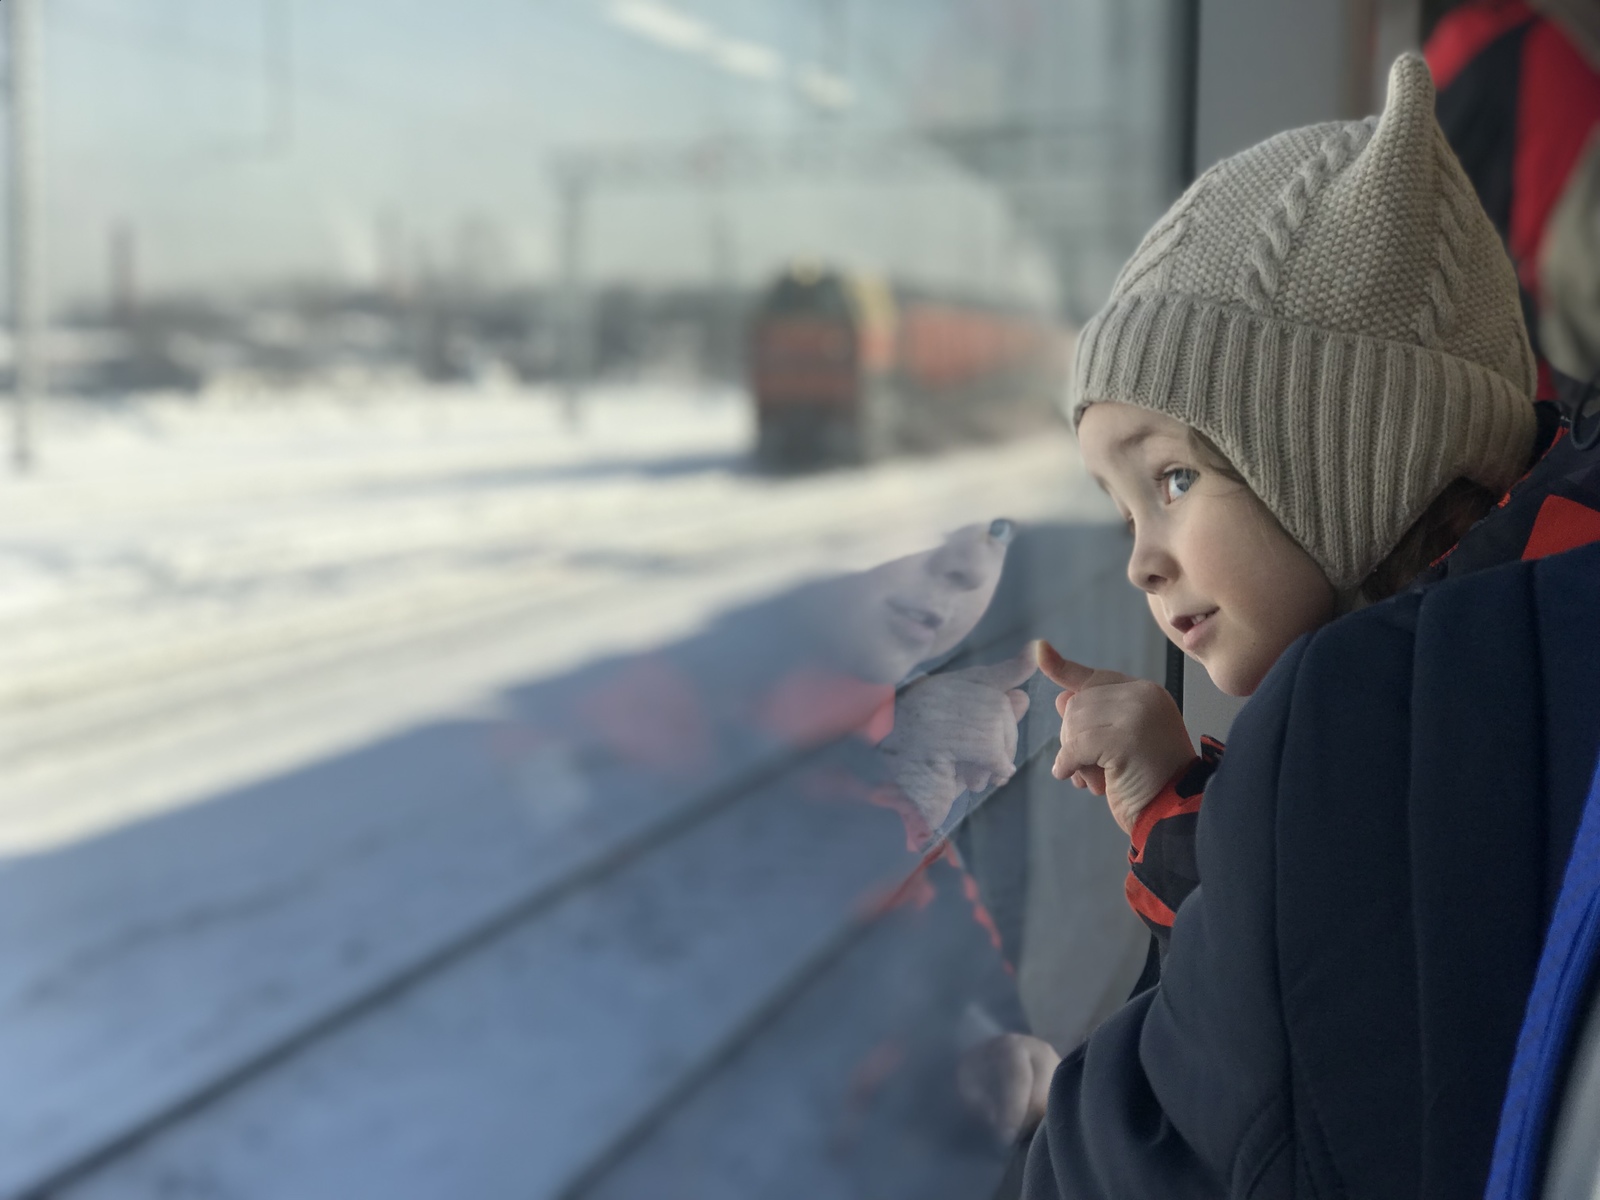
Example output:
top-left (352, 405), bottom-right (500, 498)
top-left (0, 1), bottom-right (1426, 1197)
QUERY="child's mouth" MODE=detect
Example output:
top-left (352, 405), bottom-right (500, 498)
top-left (1171, 609), bottom-right (1217, 647)
top-left (885, 597), bottom-right (942, 648)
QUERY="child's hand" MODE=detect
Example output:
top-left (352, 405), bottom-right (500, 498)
top-left (1037, 641), bottom-right (1194, 836)
top-left (879, 647), bottom-right (1037, 832)
top-left (956, 1032), bottom-right (1061, 1146)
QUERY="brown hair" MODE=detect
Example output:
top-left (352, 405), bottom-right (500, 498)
top-left (1187, 428), bottom-right (1246, 486)
top-left (1186, 428), bottom-right (1498, 604)
top-left (1357, 477), bottom-right (1498, 603)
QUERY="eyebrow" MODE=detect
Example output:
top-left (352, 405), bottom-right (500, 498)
top-left (1087, 427), bottom-right (1161, 492)
top-left (1111, 427), bottom-right (1161, 456)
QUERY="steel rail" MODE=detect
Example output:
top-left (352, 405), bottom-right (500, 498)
top-left (14, 564), bottom-right (1114, 1200)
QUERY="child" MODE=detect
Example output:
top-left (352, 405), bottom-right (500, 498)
top-left (1032, 49), bottom-right (1542, 949)
top-left (958, 51), bottom-right (1544, 1144)
top-left (953, 51), bottom-right (1553, 1149)
top-left (1006, 54), bottom-right (1600, 1200)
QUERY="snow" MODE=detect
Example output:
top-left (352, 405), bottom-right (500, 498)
top-left (0, 381), bottom-right (1107, 856)
top-left (0, 379), bottom-right (1121, 1197)
top-left (56, 758), bottom-right (918, 1200)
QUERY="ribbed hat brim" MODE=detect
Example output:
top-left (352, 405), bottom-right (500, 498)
top-left (1073, 291), bottom-right (1537, 588)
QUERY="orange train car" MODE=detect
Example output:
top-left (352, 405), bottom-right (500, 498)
top-left (748, 264), bottom-right (1073, 469)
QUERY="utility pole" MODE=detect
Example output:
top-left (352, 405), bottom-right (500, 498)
top-left (706, 201), bottom-right (737, 386)
top-left (9, 0), bottom-right (44, 473)
top-left (555, 171), bottom-right (589, 427)
top-left (111, 221), bottom-right (137, 328)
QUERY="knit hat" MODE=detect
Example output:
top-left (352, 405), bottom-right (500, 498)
top-left (1071, 53), bottom-right (1537, 590)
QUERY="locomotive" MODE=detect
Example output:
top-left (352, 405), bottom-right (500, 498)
top-left (747, 264), bottom-right (1072, 468)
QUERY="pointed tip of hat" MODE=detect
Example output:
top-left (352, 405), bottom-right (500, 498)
top-left (1384, 51), bottom-right (1437, 114)
top-left (1368, 51), bottom-right (1440, 153)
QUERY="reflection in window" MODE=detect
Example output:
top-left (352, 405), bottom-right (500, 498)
top-left (1, 2), bottom-right (1181, 1196)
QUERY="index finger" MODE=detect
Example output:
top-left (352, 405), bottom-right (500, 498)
top-left (1036, 641), bottom-right (1094, 692)
top-left (951, 643), bottom-right (1039, 692)
top-left (1037, 640), bottom-right (1130, 694)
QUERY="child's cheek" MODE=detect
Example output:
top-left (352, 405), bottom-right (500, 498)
top-left (1144, 591), bottom-right (1168, 636)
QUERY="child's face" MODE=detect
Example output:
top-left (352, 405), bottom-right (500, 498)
top-left (1077, 403), bottom-right (1335, 697)
top-left (820, 523), bottom-right (1008, 684)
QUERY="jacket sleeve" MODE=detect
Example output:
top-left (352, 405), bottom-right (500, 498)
top-left (1022, 644), bottom-right (1301, 1199)
top-left (1125, 737), bottom-right (1223, 949)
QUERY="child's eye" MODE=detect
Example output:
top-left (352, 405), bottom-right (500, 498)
top-left (1161, 467), bottom-right (1199, 502)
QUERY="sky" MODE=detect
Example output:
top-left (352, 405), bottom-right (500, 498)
top-left (29, 0), bottom-right (1169, 310)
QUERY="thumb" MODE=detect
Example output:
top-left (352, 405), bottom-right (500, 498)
top-left (952, 643), bottom-right (1040, 692)
top-left (1005, 688), bottom-right (1030, 721)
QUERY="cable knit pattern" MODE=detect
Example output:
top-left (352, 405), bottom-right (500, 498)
top-left (1417, 134), bottom-right (1470, 348)
top-left (1070, 53), bottom-right (1537, 589)
top-left (1113, 214), bottom-right (1189, 299)
top-left (1241, 120), bottom-right (1373, 312)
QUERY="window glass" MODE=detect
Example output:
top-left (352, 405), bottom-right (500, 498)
top-left (0, 2), bottom-right (1182, 1195)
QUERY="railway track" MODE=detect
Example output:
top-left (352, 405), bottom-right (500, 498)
top-left (16, 741), bottom-right (831, 1199)
top-left (0, 403), bottom-right (1134, 1197)
top-left (2, 435), bottom-right (1100, 860)
top-left (9, 573), bottom-right (1099, 1200)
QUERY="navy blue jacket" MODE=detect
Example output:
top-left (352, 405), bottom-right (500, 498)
top-left (1023, 541), bottom-right (1600, 1199)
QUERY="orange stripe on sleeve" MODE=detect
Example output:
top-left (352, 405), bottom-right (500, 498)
top-left (1124, 871), bottom-right (1177, 928)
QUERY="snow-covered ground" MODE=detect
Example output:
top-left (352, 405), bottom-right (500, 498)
top-left (0, 381), bottom-right (1106, 856)
top-left (0, 380), bottom-right (1127, 1198)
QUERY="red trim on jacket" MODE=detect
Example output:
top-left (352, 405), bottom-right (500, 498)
top-left (1122, 737), bottom-right (1224, 934)
top-left (1129, 766), bottom-right (1206, 864)
top-left (1124, 764), bottom-right (1202, 934)
top-left (1537, 360), bottom-right (1558, 403)
top-left (1513, 21), bottom-right (1600, 291)
top-left (1124, 871), bottom-right (1177, 929)
top-left (1425, 2), bottom-right (1600, 295)
top-left (1523, 494), bottom-right (1600, 561)
top-left (1425, 0), bottom-right (1534, 89)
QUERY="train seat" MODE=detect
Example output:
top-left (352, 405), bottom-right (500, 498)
top-left (1543, 980), bottom-right (1600, 1199)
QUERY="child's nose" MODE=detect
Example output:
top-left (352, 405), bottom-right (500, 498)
top-left (929, 530), bottom-right (997, 592)
top-left (1129, 563), bottom-right (1165, 593)
top-left (1127, 538), bottom-right (1171, 594)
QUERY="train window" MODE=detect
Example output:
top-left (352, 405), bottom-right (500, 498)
top-left (0, 1), bottom-right (1193, 1196)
